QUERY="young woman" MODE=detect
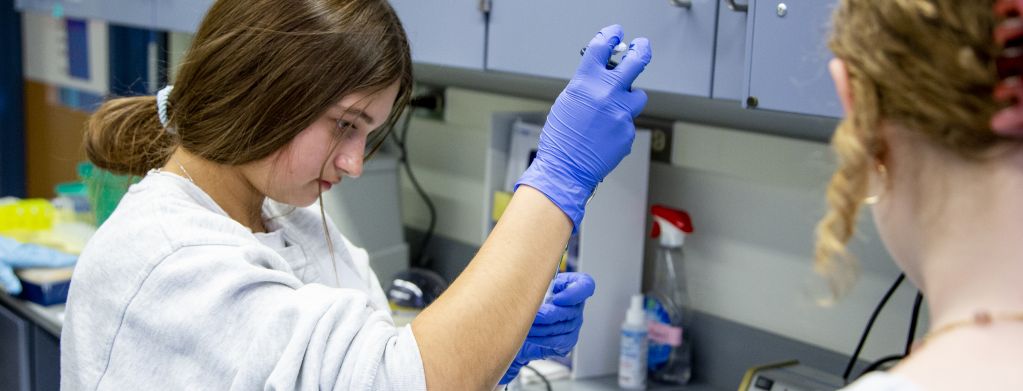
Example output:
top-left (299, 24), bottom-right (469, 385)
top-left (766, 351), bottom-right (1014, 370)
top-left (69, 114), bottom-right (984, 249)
top-left (61, 0), bottom-right (651, 389)
top-left (817, 0), bottom-right (1023, 389)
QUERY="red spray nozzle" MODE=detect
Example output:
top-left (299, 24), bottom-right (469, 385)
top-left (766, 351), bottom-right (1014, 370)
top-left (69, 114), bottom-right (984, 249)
top-left (650, 205), bottom-right (693, 239)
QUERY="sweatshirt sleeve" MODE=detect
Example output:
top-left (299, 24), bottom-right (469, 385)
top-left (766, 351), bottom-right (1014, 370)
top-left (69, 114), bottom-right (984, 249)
top-left (98, 244), bottom-right (426, 391)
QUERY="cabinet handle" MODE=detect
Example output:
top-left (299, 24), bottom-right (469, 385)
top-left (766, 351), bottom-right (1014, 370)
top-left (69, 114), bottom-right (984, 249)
top-left (669, 0), bottom-right (692, 8)
top-left (726, 0), bottom-right (749, 12)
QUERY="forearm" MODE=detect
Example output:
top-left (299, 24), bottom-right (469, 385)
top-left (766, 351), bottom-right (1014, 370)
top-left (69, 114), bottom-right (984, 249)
top-left (412, 186), bottom-right (571, 390)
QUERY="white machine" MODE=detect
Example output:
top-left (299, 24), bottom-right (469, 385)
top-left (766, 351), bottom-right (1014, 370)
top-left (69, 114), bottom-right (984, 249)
top-left (740, 361), bottom-right (846, 391)
top-left (321, 151), bottom-right (409, 285)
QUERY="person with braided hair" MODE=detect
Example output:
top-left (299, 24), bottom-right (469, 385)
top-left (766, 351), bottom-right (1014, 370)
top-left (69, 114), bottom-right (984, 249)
top-left (819, 0), bottom-right (1023, 389)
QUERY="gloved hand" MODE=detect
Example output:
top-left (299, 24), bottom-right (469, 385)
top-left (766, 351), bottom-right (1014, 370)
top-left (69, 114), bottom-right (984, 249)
top-left (500, 272), bottom-right (597, 385)
top-left (515, 24), bottom-right (652, 232)
top-left (0, 236), bottom-right (77, 295)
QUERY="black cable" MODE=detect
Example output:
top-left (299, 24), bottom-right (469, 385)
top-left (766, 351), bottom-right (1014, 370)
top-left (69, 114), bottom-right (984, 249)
top-left (843, 273), bottom-right (905, 382)
top-left (390, 107), bottom-right (437, 268)
top-left (520, 364), bottom-right (552, 391)
top-left (906, 292), bottom-right (924, 355)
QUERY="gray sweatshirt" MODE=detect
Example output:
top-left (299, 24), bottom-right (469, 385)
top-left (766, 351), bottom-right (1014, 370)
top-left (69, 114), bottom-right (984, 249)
top-left (61, 171), bottom-right (426, 390)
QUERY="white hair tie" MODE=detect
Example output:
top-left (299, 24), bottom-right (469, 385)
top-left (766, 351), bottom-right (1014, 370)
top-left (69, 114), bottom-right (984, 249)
top-left (156, 85), bottom-right (175, 134)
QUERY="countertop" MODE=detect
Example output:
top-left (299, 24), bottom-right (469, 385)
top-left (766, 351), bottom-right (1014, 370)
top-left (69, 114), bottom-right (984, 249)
top-left (519, 376), bottom-right (721, 391)
top-left (0, 292), bottom-right (64, 337)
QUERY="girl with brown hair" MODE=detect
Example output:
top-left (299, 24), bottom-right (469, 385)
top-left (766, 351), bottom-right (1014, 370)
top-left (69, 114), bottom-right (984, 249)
top-left (819, 0), bottom-right (1023, 389)
top-left (60, 0), bottom-right (651, 389)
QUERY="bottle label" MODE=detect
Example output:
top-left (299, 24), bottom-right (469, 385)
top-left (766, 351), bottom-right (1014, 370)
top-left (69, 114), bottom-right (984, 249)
top-left (648, 321), bottom-right (682, 346)
top-left (645, 297), bottom-right (682, 371)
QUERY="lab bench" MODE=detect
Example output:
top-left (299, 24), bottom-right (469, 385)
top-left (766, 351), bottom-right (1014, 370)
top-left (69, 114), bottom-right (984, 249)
top-left (520, 376), bottom-right (722, 391)
top-left (0, 292), bottom-right (856, 391)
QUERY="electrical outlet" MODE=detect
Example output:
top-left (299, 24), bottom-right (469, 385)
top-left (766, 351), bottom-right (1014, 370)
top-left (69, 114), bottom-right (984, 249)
top-left (410, 85), bottom-right (445, 121)
top-left (636, 117), bottom-right (673, 164)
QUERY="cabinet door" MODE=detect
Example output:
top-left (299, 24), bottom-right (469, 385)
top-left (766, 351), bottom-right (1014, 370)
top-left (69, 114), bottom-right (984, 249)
top-left (99, 0), bottom-right (155, 29)
top-left (712, 0), bottom-right (748, 100)
top-left (14, 0), bottom-right (96, 18)
top-left (33, 326), bottom-right (61, 391)
top-left (154, 0), bottom-right (212, 33)
top-left (0, 305), bottom-right (31, 391)
top-left (13, 0), bottom-right (151, 27)
top-left (487, 0), bottom-right (718, 97)
top-left (389, 0), bottom-right (486, 70)
top-left (742, 0), bottom-right (841, 117)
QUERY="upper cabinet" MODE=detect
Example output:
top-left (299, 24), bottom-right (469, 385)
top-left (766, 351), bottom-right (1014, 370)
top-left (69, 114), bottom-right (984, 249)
top-left (741, 0), bottom-right (841, 117)
top-left (389, 0), bottom-right (487, 70)
top-left (712, 0), bottom-right (748, 101)
top-left (154, 0), bottom-right (212, 33)
top-left (16, 0), bottom-right (154, 28)
top-left (486, 0), bottom-right (718, 97)
top-left (12, 0), bottom-right (843, 118)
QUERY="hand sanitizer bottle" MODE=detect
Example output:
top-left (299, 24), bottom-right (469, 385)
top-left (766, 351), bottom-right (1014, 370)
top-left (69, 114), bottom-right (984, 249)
top-left (619, 294), bottom-right (648, 389)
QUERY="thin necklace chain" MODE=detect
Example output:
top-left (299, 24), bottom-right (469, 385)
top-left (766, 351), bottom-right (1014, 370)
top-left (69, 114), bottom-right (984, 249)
top-left (920, 310), bottom-right (1023, 347)
top-left (176, 160), bottom-right (195, 183)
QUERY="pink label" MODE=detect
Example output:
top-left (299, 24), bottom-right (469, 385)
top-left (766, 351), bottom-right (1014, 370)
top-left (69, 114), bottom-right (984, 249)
top-left (647, 321), bottom-right (682, 346)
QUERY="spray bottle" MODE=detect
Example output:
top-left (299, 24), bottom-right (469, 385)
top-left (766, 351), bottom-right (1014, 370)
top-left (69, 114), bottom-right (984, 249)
top-left (646, 205), bottom-right (694, 385)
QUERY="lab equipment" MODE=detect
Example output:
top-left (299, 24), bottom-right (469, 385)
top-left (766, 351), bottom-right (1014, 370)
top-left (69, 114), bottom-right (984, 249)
top-left (486, 112), bottom-right (652, 378)
top-left (646, 205), bottom-right (694, 384)
top-left (514, 24), bottom-right (650, 232)
top-left (15, 267), bottom-right (73, 305)
top-left (500, 272), bottom-right (596, 385)
top-left (79, 162), bottom-right (136, 226)
top-left (385, 267), bottom-right (447, 326)
top-left (618, 294), bottom-right (648, 389)
top-left (579, 42), bottom-right (629, 68)
top-left (0, 198), bottom-right (56, 234)
top-left (0, 236), bottom-right (77, 295)
top-left (739, 361), bottom-right (845, 391)
top-left (322, 151), bottom-right (410, 285)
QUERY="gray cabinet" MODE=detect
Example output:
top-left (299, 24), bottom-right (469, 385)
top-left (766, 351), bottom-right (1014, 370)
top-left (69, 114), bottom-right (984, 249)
top-left (32, 326), bottom-right (61, 391)
top-left (15, 0), bottom-right (153, 28)
top-left (0, 304), bottom-right (32, 391)
top-left (153, 0), bottom-right (211, 33)
top-left (712, 0), bottom-right (749, 100)
top-left (741, 0), bottom-right (841, 117)
top-left (389, 0), bottom-right (486, 70)
top-left (487, 0), bottom-right (719, 96)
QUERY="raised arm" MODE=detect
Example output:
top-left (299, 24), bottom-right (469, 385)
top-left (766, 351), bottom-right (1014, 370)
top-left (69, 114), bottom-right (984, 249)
top-left (412, 24), bottom-right (653, 390)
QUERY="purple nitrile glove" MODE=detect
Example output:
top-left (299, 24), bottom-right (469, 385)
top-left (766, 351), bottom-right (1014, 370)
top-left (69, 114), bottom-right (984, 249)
top-left (515, 24), bottom-right (652, 232)
top-left (500, 272), bottom-right (596, 385)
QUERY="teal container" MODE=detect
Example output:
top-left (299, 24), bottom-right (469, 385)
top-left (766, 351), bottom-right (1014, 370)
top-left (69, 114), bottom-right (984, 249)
top-left (77, 162), bottom-right (137, 226)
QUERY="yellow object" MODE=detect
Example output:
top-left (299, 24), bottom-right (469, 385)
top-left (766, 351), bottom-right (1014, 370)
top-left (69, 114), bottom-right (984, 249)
top-left (491, 191), bottom-right (513, 222)
top-left (0, 199), bottom-right (56, 233)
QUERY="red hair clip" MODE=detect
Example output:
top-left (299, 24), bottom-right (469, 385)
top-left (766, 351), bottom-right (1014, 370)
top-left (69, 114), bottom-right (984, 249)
top-left (992, 0), bottom-right (1023, 137)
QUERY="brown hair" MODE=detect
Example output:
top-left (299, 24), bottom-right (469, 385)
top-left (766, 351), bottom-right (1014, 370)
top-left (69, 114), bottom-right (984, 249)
top-left (815, 0), bottom-right (1006, 297)
top-left (84, 0), bottom-right (413, 177)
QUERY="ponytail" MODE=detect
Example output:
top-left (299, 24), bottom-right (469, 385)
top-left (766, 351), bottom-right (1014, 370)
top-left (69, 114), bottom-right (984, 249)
top-left (83, 96), bottom-right (177, 177)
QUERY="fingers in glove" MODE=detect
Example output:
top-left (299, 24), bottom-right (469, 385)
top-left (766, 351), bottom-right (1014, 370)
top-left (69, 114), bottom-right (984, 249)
top-left (581, 24), bottom-right (624, 72)
top-left (528, 315), bottom-right (583, 337)
top-left (521, 330), bottom-right (582, 358)
top-left (613, 37), bottom-right (653, 90)
top-left (535, 302), bottom-right (584, 324)
top-left (550, 272), bottom-right (596, 306)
